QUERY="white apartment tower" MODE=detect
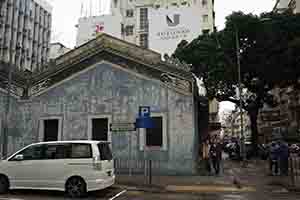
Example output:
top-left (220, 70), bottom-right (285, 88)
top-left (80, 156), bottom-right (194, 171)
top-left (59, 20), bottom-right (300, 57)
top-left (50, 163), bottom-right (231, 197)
top-left (76, 0), bottom-right (215, 56)
top-left (274, 0), bottom-right (300, 13)
top-left (0, 0), bottom-right (52, 71)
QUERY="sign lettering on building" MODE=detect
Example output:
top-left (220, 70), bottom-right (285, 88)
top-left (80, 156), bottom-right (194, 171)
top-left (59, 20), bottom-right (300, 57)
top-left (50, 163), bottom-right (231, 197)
top-left (149, 7), bottom-right (203, 56)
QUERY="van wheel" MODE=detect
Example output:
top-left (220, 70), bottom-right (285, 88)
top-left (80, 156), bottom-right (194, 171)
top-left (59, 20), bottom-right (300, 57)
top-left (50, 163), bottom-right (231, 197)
top-left (65, 176), bottom-right (87, 198)
top-left (0, 175), bottom-right (9, 194)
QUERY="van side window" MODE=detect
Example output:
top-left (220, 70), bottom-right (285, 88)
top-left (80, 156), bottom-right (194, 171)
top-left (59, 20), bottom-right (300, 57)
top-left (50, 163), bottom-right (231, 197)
top-left (71, 144), bottom-right (92, 158)
top-left (98, 143), bottom-right (112, 161)
top-left (11, 145), bottom-right (44, 161)
top-left (44, 144), bottom-right (71, 159)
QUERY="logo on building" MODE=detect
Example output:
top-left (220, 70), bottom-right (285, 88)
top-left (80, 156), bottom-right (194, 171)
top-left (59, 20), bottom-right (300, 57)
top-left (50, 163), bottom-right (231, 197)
top-left (95, 24), bottom-right (104, 33)
top-left (166, 14), bottom-right (180, 27)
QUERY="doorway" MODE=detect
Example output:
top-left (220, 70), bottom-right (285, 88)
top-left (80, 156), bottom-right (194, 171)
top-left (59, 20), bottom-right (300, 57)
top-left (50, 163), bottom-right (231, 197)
top-left (44, 119), bottom-right (59, 141)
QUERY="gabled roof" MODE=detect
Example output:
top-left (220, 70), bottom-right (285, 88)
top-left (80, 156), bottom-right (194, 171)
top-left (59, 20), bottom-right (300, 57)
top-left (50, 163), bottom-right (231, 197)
top-left (28, 33), bottom-right (195, 97)
top-left (0, 33), bottom-right (195, 98)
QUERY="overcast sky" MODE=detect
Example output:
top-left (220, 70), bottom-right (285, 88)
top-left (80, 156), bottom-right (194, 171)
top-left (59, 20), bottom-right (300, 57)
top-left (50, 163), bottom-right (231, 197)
top-left (47, 0), bottom-right (276, 48)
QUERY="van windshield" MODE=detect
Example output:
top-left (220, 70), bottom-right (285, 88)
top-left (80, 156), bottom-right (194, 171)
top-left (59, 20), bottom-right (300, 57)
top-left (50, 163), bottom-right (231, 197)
top-left (97, 143), bottom-right (113, 161)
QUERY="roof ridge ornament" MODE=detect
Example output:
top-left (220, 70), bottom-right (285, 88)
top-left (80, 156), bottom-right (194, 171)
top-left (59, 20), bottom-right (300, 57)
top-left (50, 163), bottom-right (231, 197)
top-left (163, 54), bottom-right (193, 72)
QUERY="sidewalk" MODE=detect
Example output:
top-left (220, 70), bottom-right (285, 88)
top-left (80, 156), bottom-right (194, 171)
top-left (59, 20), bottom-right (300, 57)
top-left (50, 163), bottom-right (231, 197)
top-left (115, 159), bottom-right (292, 194)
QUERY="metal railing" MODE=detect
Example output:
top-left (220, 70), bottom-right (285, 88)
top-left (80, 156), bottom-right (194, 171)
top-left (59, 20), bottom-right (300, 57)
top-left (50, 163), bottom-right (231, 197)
top-left (114, 158), bottom-right (165, 175)
top-left (114, 158), bottom-right (165, 185)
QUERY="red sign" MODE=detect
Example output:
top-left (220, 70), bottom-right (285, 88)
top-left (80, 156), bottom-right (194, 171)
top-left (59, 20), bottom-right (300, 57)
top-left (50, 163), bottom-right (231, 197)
top-left (95, 25), bottom-right (104, 33)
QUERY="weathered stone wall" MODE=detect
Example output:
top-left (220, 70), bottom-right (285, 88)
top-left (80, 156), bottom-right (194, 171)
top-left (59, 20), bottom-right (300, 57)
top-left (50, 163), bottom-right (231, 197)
top-left (5, 62), bottom-right (196, 174)
top-left (0, 89), bottom-right (22, 157)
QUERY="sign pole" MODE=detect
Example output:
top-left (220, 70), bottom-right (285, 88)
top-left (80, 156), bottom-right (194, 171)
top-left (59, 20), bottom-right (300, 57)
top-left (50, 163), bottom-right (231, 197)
top-left (129, 132), bottom-right (132, 176)
top-left (136, 106), bottom-right (152, 183)
top-left (143, 128), bottom-right (147, 180)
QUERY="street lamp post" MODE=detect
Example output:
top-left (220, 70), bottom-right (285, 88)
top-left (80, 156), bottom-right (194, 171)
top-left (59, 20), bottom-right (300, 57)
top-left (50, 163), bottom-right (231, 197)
top-left (235, 27), bottom-right (246, 162)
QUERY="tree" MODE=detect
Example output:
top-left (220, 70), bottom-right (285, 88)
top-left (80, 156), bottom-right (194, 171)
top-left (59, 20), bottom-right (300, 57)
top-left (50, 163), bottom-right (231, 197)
top-left (173, 11), bottom-right (300, 154)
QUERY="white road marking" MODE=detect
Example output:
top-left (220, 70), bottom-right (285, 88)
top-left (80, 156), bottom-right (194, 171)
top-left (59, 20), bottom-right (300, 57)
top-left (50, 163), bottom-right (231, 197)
top-left (0, 198), bottom-right (24, 200)
top-left (108, 189), bottom-right (127, 200)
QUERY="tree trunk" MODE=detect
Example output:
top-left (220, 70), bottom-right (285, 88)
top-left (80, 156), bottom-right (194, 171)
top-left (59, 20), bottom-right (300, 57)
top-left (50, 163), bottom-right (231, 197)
top-left (249, 108), bottom-right (259, 157)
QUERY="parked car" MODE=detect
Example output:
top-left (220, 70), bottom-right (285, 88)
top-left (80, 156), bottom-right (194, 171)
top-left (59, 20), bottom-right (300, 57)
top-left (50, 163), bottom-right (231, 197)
top-left (0, 140), bottom-right (115, 198)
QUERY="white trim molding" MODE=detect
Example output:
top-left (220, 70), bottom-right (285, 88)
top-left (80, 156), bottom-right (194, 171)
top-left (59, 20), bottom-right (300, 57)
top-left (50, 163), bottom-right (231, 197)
top-left (139, 113), bottom-right (168, 151)
top-left (38, 116), bottom-right (63, 142)
top-left (87, 114), bottom-right (112, 142)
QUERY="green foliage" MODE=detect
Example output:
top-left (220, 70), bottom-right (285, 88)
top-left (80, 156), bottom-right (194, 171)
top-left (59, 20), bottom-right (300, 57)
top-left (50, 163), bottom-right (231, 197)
top-left (174, 11), bottom-right (300, 150)
top-left (174, 11), bottom-right (300, 106)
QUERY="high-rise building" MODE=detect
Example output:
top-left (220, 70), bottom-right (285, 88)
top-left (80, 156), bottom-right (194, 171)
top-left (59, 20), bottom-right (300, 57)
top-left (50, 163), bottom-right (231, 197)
top-left (76, 0), bottom-right (215, 56)
top-left (274, 0), bottom-right (300, 13)
top-left (0, 0), bottom-right (52, 71)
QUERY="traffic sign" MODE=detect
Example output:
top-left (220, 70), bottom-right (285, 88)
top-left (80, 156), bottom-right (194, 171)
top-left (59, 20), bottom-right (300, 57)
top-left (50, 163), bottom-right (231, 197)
top-left (136, 117), bottom-right (155, 128)
top-left (139, 106), bottom-right (151, 118)
top-left (110, 123), bottom-right (136, 132)
top-left (136, 106), bottom-right (154, 128)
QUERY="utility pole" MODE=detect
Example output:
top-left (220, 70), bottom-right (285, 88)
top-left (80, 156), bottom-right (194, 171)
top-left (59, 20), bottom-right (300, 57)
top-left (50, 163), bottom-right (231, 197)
top-left (235, 27), bottom-right (246, 162)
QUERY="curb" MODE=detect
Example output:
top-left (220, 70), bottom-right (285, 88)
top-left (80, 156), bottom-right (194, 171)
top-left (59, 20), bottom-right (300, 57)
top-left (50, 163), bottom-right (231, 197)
top-left (115, 184), bottom-right (167, 193)
top-left (115, 183), bottom-right (250, 194)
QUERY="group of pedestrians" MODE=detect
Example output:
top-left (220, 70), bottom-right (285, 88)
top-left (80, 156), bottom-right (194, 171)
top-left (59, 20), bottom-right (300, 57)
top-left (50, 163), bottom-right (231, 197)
top-left (202, 136), bottom-right (223, 176)
top-left (269, 139), bottom-right (289, 176)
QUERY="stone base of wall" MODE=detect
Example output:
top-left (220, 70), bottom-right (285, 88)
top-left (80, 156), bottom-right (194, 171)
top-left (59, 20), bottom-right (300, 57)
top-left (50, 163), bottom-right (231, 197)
top-left (114, 158), bottom-right (197, 176)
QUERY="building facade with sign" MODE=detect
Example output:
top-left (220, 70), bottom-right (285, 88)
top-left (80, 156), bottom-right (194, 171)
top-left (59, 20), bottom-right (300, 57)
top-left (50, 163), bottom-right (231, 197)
top-left (0, 33), bottom-right (203, 175)
top-left (75, 0), bottom-right (215, 56)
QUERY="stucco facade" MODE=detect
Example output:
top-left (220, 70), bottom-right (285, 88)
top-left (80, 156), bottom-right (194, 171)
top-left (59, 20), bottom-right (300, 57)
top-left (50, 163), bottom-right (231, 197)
top-left (0, 34), bottom-right (199, 175)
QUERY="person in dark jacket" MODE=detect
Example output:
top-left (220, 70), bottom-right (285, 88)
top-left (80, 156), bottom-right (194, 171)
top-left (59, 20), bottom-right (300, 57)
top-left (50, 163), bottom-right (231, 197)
top-left (269, 141), bottom-right (280, 175)
top-left (210, 137), bottom-right (222, 175)
top-left (278, 140), bottom-right (289, 176)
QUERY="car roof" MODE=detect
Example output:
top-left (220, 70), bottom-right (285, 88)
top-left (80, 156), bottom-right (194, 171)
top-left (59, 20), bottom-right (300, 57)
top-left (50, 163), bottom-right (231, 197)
top-left (31, 140), bottom-right (110, 145)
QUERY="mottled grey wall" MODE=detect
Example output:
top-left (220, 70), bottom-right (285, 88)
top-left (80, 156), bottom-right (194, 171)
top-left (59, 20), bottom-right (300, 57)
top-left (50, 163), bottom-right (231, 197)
top-left (0, 90), bottom-right (23, 157)
top-left (5, 62), bottom-right (196, 174)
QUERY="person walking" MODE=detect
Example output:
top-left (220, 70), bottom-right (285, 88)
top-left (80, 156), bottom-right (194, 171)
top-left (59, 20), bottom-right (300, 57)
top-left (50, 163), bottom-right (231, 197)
top-left (269, 141), bottom-right (280, 175)
top-left (278, 140), bottom-right (289, 176)
top-left (210, 137), bottom-right (222, 175)
top-left (202, 138), bottom-right (211, 175)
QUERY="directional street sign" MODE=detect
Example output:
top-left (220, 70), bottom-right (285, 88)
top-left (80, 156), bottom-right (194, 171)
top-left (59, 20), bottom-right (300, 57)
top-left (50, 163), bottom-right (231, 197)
top-left (110, 123), bottom-right (136, 132)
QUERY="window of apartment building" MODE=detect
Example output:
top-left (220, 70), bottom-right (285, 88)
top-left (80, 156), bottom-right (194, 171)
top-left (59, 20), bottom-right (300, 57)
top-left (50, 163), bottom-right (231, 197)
top-left (202, 15), bottom-right (209, 23)
top-left (140, 8), bottom-right (148, 30)
top-left (125, 25), bottom-right (134, 36)
top-left (202, 29), bottom-right (210, 35)
top-left (139, 34), bottom-right (148, 48)
top-left (126, 9), bottom-right (134, 17)
top-left (114, 0), bottom-right (118, 8)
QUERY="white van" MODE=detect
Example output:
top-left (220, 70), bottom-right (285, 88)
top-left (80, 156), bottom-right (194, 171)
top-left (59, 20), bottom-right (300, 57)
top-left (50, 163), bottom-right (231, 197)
top-left (0, 140), bottom-right (115, 198)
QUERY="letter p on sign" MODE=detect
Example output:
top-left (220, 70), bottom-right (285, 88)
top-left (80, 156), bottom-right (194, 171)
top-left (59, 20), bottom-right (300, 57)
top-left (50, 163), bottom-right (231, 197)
top-left (139, 106), bottom-right (150, 118)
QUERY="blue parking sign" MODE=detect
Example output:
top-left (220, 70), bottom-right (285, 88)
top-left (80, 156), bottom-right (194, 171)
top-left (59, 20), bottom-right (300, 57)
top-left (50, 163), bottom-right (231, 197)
top-left (136, 106), bottom-right (154, 128)
top-left (139, 106), bottom-right (150, 118)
